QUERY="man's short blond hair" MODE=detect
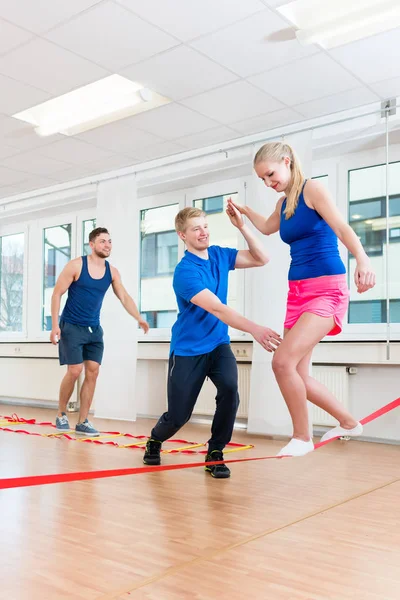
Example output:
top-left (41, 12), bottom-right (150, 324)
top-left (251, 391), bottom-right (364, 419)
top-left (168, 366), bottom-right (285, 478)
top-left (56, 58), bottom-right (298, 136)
top-left (175, 207), bottom-right (206, 233)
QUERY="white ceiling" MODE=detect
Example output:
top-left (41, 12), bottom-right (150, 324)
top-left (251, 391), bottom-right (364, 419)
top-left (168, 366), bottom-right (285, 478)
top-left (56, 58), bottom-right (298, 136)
top-left (0, 0), bottom-right (399, 199)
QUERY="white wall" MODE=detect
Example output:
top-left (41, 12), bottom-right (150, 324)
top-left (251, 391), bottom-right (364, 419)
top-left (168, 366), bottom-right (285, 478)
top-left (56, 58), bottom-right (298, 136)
top-left (95, 174), bottom-right (139, 420)
top-left (135, 359), bottom-right (167, 418)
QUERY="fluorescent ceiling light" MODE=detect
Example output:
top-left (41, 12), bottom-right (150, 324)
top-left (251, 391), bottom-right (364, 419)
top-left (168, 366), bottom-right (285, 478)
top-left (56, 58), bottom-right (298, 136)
top-left (277, 0), bottom-right (400, 48)
top-left (12, 75), bottom-right (171, 137)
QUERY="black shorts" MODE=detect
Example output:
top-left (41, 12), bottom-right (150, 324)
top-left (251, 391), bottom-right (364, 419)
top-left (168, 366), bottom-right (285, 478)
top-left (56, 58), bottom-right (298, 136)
top-left (58, 320), bottom-right (104, 366)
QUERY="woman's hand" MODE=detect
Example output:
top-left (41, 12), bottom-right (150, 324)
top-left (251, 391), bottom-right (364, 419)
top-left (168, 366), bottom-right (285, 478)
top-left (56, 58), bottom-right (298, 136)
top-left (354, 260), bottom-right (376, 293)
top-left (227, 197), bottom-right (247, 216)
top-left (226, 200), bottom-right (245, 230)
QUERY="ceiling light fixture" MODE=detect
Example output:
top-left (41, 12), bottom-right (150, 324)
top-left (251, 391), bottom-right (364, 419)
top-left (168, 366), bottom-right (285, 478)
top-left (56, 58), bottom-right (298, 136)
top-left (277, 0), bottom-right (400, 49)
top-left (12, 75), bottom-right (171, 137)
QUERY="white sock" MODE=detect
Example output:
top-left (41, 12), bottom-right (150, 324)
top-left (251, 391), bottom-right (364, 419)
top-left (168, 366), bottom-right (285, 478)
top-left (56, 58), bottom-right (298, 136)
top-left (320, 422), bottom-right (363, 443)
top-left (276, 438), bottom-right (314, 457)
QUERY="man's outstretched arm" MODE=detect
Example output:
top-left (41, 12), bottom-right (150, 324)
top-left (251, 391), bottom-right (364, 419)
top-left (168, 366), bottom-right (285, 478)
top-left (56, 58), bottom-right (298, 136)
top-left (191, 288), bottom-right (281, 352)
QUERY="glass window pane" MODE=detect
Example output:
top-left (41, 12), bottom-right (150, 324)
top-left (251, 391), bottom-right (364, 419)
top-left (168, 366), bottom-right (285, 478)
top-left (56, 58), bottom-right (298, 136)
top-left (156, 310), bottom-right (177, 328)
top-left (389, 196), bottom-right (400, 217)
top-left (83, 218), bottom-right (96, 255)
top-left (43, 224), bottom-right (71, 331)
top-left (348, 162), bottom-right (400, 324)
top-left (349, 199), bottom-right (382, 221)
top-left (193, 192), bottom-right (240, 311)
top-left (390, 299), bottom-right (400, 323)
top-left (0, 233), bottom-right (24, 332)
top-left (194, 194), bottom-right (225, 215)
top-left (140, 205), bottom-right (179, 329)
top-left (204, 195), bottom-right (224, 214)
top-left (348, 300), bottom-right (383, 324)
top-left (156, 231), bottom-right (178, 275)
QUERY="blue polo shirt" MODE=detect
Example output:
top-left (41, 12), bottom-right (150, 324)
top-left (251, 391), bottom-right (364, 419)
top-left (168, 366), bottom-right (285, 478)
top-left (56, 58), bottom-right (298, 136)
top-left (170, 245), bottom-right (238, 356)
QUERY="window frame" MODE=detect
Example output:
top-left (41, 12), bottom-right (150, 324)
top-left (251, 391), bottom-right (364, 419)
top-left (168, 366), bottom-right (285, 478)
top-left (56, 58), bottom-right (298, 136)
top-left (77, 209), bottom-right (97, 257)
top-left (140, 229), bottom-right (178, 279)
top-left (41, 215), bottom-right (76, 335)
top-left (0, 223), bottom-right (28, 340)
top-left (137, 190), bottom-right (185, 341)
top-left (335, 147), bottom-right (400, 341)
top-left (0, 209), bottom-right (94, 342)
top-left (137, 177), bottom-right (248, 341)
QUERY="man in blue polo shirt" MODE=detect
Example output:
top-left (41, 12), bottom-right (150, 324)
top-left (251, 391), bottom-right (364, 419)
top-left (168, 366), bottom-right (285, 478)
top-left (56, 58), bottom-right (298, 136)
top-left (143, 205), bottom-right (281, 478)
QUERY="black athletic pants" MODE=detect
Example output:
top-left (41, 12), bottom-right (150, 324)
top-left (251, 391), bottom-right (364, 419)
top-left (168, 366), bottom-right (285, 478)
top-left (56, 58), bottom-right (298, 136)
top-left (151, 344), bottom-right (239, 452)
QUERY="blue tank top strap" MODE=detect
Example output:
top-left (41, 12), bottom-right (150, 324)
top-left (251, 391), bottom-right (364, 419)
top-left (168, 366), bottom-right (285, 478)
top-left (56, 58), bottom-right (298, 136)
top-left (105, 259), bottom-right (111, 282)
top-left (81, 254), bottom-right (88, 275)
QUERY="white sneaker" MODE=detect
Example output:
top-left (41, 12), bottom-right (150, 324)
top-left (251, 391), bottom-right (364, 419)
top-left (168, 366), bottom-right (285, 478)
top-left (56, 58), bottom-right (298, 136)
top-left (320, 422), bottom-right (363, 443)
top-left (277, 438), bottom-right (314, 457)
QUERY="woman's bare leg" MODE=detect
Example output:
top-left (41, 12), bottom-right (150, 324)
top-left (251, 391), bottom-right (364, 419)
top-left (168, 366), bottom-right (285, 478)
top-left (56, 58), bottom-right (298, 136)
top-left (272, 313), bottom-right (337, 441)
top-left (297, 351), bottom-right (358, 428)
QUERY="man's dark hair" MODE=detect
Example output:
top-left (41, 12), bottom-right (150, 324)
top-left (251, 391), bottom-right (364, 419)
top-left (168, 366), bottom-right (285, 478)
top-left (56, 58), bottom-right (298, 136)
top-left (89, 227), bottom-right (109, 243)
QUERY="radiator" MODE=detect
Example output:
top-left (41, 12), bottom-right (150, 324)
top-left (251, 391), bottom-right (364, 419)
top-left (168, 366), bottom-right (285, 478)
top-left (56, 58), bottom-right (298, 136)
top-left (165, 362), bottom-right (251, 418)
top-left (311, 365), bottom-right (349, 426)
top-left (164, 363), bottom-right (348, 424)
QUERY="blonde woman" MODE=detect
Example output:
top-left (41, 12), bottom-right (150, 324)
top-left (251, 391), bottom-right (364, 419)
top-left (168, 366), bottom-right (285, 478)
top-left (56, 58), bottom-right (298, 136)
top-left (228, 142), bottom-right (375, 456)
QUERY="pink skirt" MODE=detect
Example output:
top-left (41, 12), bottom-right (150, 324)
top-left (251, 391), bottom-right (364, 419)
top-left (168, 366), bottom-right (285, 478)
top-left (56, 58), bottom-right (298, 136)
top-left (284, 274), bottom-right (350, 336)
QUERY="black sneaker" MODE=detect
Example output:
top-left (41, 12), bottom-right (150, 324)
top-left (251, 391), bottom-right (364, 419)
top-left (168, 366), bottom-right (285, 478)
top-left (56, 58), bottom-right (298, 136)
top-left (204, 450), bottom-right (231, 479)
top-left (143, 439), bottom-right (162, 465)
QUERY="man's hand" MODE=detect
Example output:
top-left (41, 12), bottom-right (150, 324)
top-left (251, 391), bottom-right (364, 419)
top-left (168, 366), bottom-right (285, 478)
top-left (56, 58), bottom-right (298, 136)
top-left (50, 328), bottom-right (61, 345)
top-left (250, 325), bottom-right (282, 352)
top-left (138, 319), bottom-right (150, 334)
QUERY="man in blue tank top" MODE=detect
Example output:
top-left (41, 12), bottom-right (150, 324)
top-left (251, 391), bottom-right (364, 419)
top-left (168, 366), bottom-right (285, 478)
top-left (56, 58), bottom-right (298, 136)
top-left (143, 206), bottom-right (282, 478)
top-left (50, 227), bottom-right (149, 436)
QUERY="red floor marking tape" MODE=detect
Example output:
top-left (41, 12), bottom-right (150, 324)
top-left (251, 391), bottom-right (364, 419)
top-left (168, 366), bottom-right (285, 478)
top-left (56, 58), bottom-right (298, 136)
top-left (313, 396), bottom-right (400, 450)
top-left (0, 456), bottom-right (278, 490)
top-left (1, 397), bottom-right (399, 491)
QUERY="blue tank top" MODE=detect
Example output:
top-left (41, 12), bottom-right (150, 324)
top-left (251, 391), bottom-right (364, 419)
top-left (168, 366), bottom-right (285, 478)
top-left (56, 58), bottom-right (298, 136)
top-left (279, 180), bottom-right (346, 281)
top-left (61, 255), bottom-right (112, 327)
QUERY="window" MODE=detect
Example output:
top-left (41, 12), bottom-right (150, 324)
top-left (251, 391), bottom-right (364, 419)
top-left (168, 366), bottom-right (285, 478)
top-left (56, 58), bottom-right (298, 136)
top-left (349, 299), bottom-right (400, 324)
top-left (195, 194), bottom-right (224, 214)
top-left (83, 218), bottom-right (96, 255)
top-left (348, 161), bottom-right (400, 324)
top-left (193, 192), bottom-right (240, 311)
top-left (140, 205), bottom-right (179, 328)
top-left (0, 233), bottom-right (24, 332)
top-left (140, 310), bottom-right (177, 329)
top-left (141, 230), bottom-right (177, 277)
top-left (43, 223), bottom-right (72, 331)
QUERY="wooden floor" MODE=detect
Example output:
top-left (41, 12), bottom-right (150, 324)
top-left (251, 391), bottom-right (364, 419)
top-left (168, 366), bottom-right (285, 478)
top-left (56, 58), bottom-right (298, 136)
top-left (1, 405), bottom-right (400, 600)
